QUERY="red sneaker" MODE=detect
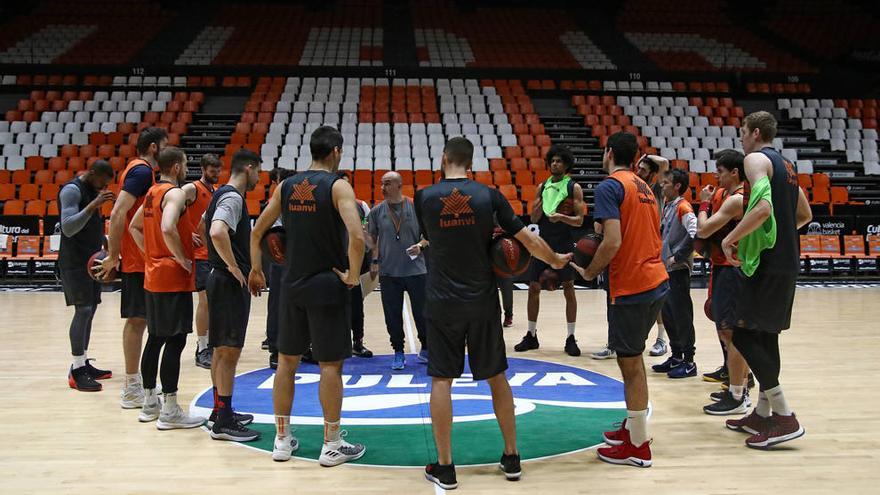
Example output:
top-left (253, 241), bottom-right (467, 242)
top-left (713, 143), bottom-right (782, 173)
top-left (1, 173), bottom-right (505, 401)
top-left (603, 420), bottom-right (628, 446)
top-left (503, 315), bottom-right (513, 327)
top-left (597, 439), bottom-right (652, 467)
top-left (745, 413), bottom-right (805, 449)
top-left (725, 409), bottom-right (769, 435)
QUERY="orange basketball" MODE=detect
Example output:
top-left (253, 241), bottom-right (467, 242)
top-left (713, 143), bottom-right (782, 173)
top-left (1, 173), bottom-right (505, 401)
top-left (490, 236), bottom-right (530, 277)
top-left (539, 268), bottom-right (559, 291)
top-left (87, 249), bottom-right (117, 282)
top-left (556, 198), bottom-right (575, 216)
top-left (574, 233), bottom-right (603, 268)
top-left (261, 226), bottom-right (286, 265)
top-left (704, 298), bottom-right (714, 322)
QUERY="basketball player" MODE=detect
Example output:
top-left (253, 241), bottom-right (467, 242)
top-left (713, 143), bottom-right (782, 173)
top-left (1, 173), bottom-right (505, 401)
top-left (248, 126), bottom-right (366, 466)
top-left (697, 149), bottom-right (754, 414)
top-left (570, 132), bottom-right (669, 467)
top-left (128, 146), bottom-right (204, 430)
top-left (98, 126), bottom-right (166, 409)
top-left (721, 112), bottom-right (812, 448)
top-left (515, 144), bottom-right (584, 357)
top-left (416, 137), bottom-right (572, 489)
top-left (58, 159), bottom-right (115, 391)
top-left (651, 169), bottom-right (698, 379)
top-left (183, 154), bottom-right (221, 369)
top-left (204, 149), bottom-right (262, 441)
top-left (637, 155), bottom-right (670, 357)
top-left (340, 172), bottom-right (374, 359)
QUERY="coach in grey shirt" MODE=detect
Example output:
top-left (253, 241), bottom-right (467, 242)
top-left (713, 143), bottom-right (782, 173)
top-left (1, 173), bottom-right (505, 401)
top-left (368, 171), bottom-right (428, 370)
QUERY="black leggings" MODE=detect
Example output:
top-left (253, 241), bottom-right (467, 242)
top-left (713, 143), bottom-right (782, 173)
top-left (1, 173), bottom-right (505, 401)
top-left (69, 304), bottom-right (97, 356)
top-left (140, 333), bottom-right (187, 394)
top-left (732, 328), bottom-right (780, 391)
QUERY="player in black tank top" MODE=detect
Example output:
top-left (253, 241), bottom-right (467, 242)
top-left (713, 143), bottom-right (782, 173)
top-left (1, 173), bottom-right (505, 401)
top-left (247, 126), bottom-right (367, 466)
top-left (202, 149), bottom-right (261, 441)
top-left (718, 112), bottom-right (813, 449)
top-left (519, 145), bottom-right (586, 358)
top-left (416, 137), bottom-right (572, 488)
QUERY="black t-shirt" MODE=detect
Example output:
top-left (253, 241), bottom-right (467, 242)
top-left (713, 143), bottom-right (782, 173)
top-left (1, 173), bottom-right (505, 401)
top-left (415, 178), bottom-right (525, 319)
top-left (757, 147), bottom-right (801, 275)
top-left (58, 177), bottom-right (103, 270)
top-left (280, 170), bottom-right (348, 306)
top-left (205, 184), bottom-right (251, 274)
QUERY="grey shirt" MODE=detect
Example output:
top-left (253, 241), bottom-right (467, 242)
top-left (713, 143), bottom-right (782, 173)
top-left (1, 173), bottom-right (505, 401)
top-left (59, 183), bottom-right (95, 237)
top-left (211, 191), bottom-right (243, 233)
top-left (367, 199), bottom-right (427, 277)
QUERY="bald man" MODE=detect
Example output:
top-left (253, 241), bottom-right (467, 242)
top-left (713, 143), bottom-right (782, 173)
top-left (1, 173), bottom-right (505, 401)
top-left (367, 172), bottom-right (429, 370)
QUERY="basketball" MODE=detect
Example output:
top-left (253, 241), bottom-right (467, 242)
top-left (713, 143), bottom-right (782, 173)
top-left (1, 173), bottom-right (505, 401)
top-left (87, 249), bottom-right (117, 282)
top-left (539, 268), bottom-right (559, 291)
top-left (556, 198), bottom-right (575, 216)
top-left (573, 233), bottom-right (603, 268)
top-left (704, 298), bottom-right (713, 321)
top-left (261, 226), bottom-right (286, 265)
top-left (490, 235), bottom-right (530, 277)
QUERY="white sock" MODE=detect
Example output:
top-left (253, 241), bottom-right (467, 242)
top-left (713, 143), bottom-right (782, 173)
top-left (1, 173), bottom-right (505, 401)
top-left (625, 409), bottom-right (650, 446)
top-left (83, 349), bottom-right (88, 360)
top-left (197, 335), bottom-right (209, 352)
top-left (566, 322), bottom-right (576, 337)
top-left (656, 323), bottom-right (667, 341)
top-left (72, 355), bottom-right (86, 369)
top-left (324, 420), bottom-right (341, 444)
top-left (765, 385), bottom-right (792, 416)
top-left (730, 385), bottom-right (745, 401)
top-left (755, 391), bottom-right (771, 417)
top-left (125, 373), bottom-right (141, 387)
top-left (144, 388), bottom-right (158, 403)
top-left (527, 321), bottom-right (537, 336)
top-left (162, 392), bottom-right (178, 412)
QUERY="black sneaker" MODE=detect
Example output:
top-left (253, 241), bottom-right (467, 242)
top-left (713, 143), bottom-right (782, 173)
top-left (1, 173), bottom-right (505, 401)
top-left (564, 335), bottom-right (581, 357)
top-left (261, 338), bottom-right (270, 350)
top-left (210, 418), bottom-right (261, 442)
top-left (722, 372), bottom-right (755, 390)
top-left (84, 359), bottom-right (112, 380)
top-left (301, 348), bottom-right (317, 364)
top-left (195, 347), bottom-right (213, 369)
top-left (703, 390), bottom-right (751, 416)
top-left (514, 332), bottom-right (539, 352)
top-left (499, 453), bottom-right (521, 481)
top-left (651, 356), bottom-right (681, 373)
top-left (702, 366), bottom-right (728, 383)
top-left (425, 463), bottom-right (458, 490)
top-left (269, 351), bottom-right (278, 370)
top-left (709, 390), bottom-right (725, 402)
top-left (352, 340), bottom-right (374, 358)
top-left (207, 410), bottom-right (255, 428)
top-left (68, 365), bottom-right (102, 392)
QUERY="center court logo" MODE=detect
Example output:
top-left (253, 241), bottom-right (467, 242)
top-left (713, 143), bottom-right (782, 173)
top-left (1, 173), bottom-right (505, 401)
top-left (191, 356), bottom-right (626, 467)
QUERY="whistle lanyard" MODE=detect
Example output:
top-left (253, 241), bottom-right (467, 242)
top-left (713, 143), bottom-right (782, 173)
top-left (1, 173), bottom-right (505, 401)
top-left (388, 199), bottom-right (410, 241)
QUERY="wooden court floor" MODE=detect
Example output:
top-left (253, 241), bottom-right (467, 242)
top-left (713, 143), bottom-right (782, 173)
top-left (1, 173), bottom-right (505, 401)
top-left (1, 286), bottom-right (878, 494)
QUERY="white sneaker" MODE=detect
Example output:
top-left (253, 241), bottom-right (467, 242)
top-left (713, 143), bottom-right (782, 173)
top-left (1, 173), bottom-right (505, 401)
top-left (649, 338), bottom-right (668, 357)
top-left (138, 392), bottom-right (161, 422)
top-left (272, 435), bottom-right (300, 462)
top-left (319, 432), bottom-right (366, 467)
top-left (120, 382), bottom-right (145, 409)
top-left (156, 404), bottom-right (205, 430)
top-left (591, 347), bottom-right (616, 360)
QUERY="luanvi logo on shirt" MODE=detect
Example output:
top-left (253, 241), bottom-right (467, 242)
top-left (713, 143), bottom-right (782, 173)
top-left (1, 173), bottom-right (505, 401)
top-left (288, 179), bottom-right (317, 213)
top-left (439, 188), bottom-right (475, 228)
top-left (190, 356), bottom-right (626, 467)
top-left (633, 178), bottom-right (656, 206)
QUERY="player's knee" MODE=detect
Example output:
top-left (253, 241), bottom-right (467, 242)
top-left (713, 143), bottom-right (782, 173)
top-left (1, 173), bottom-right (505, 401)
top-left (528, 282), bottom-right (541, 295)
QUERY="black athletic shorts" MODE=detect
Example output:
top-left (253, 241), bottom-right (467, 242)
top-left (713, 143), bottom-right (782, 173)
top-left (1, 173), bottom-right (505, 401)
top-left (710, 265), bottom-right (740, 331)
top-left (278, 284), bottom-right (351, 361)
top-left (528, 237), bottom-right (575, 284)
top-left (144, 290), bottom-right (193, 337)
top-left (120, 271), bottom-right (146, 319)
top-left (194, 260), bottom-right (211, 292)
top-left (608, 296), bottom-right (666, 357)
top-left (60, 267), bottom-right (101, 307)
top-left (734, 268), bottom-right (797, 333)
top-left (207, 268), bottom-right (251, 348)
top-left (427, 305), bottom-right (508, 381)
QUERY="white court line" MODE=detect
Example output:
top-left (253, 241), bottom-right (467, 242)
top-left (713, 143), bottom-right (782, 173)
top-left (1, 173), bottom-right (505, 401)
top-left (434, 482), bottom-right (446, 495)
top-left (402, 297), bottom-right (418, 355)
